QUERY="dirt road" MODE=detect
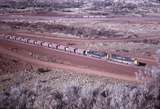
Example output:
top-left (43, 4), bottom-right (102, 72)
top-left (1, 14), bottom-right (160, 23)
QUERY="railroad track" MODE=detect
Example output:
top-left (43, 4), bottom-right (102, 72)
top-left (1, 34), bottom-right (145, 66)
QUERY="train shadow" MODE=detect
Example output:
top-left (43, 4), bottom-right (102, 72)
top-left (138, 62), bottom-right (147, 67)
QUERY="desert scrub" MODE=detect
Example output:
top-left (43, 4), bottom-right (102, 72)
top-left (0, 73), bottom-right (160, 109)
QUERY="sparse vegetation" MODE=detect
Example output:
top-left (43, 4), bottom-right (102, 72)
top-left (0, 0), bottom-right (160, 16)
top-left (0, 21), bottom-right (125, 38)
top-left (0, 51), bottom-right (159, 109)
top-left (0, 73), bottom-right (160, 109)
top-left (0, 0), bottom-right (160, 109)
top-left (0, 0), bottom-right (84, 12)
top-left (156, 49), bottom-right (160, 63)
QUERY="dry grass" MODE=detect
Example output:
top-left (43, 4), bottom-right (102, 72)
top-left (84, 41), bottom-right (159, 54)
top-left (0, 52), bottom-right (160, 109)
top-left (0, 70), bottom-right (159, 109)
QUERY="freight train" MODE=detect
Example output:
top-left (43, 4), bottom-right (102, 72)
top-left (3, 35), bottom-right (139, 66)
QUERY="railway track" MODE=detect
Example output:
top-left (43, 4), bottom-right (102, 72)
top-left (0, 37), bottom-right (142, 81)
top-left (1, 34), bottom-right (142, 66)
top-left (1, 33), bottom-right (156, 66)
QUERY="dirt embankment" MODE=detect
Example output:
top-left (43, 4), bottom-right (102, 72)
top-left (0, 52), bottom-right (33, 75)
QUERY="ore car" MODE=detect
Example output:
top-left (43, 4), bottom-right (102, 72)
top-left (28, 39), bottom-right (35, 44)
top-left (15, 36), bottom-right (21, 41)
top-left (75, 48), bottom-right (86, 55)
top-left (42, 42), bottom-right (49, 47)
top-left (22, 38), bottom-right (29, 43)
top-left (5, 35), bottom-right (10, 39)
top-left (49, 43), bottom-right (58, 49)
top-left (10, 36), bottom-right (16, 40)
top-left (21, 38), bottom-right (28, 43)
top-left (34, 40), bottom-right (43, 46)
top-left (8, 36), bottom-right (12, 39)
top-left (83, 15), bottom-right (89, 18)
top-left (20, 37), bottom-right (25, 42)
top-left (8, 35), bottom-right (11, 39)
top-left (57, 45), bottom-right (67, 51)
top-left (86, 50), bottom-right (107, 59)
top-left (65, 47), bottom-right (76, 53)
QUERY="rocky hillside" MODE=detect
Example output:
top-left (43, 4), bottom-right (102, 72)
top-left (0, 0), bottom-right (160, 16)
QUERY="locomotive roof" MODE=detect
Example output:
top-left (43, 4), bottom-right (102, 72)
top-left (111, 54), bottom-right (133, 61)
top-left (87, 50), bottom-right (107, 57)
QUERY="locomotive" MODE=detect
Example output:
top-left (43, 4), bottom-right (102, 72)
top-left (107, 54), bottom-right (139, 65)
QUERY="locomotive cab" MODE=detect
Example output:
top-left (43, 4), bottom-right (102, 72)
top-left (133, 58), bottom-right (139, 66)
top-left (106, 54), bottom-right (110, 60)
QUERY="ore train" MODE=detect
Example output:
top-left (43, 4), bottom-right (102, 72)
top-left (4, 35), bottom-right (139, 66)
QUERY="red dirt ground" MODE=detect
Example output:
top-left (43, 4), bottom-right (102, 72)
top-left (0, 32), bottom-right (157, 65)
top-left (0, 39), bottom-right (140, 82)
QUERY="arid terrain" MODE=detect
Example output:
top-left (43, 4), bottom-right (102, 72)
top-left (0, 0), bottom-right (160, 109)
